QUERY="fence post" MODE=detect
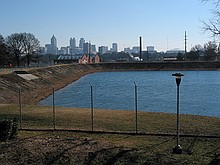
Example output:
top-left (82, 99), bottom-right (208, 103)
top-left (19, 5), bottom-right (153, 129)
top-left (17, 85), bottom-right (22, 129)
top-left (90, 84), bottom-right (94, 132)
top-left (40, 77), bottom-right (55, 130)
top-left (134, 82), bottom-right (138, 133)
top-left (52, 85), bottom-right (55, 130)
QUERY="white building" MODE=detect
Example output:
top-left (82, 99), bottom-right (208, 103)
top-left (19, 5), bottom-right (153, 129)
top-left (59, 46), bottom-right (70, 55)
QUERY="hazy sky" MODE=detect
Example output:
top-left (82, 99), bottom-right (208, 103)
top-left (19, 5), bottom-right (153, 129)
top-left (0, 0), bottom-right (217, 51)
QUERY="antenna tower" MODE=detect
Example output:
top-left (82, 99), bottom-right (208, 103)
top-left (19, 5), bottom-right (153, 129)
top-left (185, 31), bottom-right (187, 60)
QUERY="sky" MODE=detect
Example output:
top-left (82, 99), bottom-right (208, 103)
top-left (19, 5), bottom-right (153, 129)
top-left (0, 0), bottom-right (218, 52)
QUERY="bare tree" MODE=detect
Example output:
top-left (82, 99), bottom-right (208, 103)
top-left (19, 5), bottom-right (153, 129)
top-left (204, 41), bottom-right (218, 60)
top-left (201, 0), bottom-right (220, 6)
top-left (187, 44), bottom-right (204, 61)
top-left (0, 34), bottom-right (9, 65)
top-left (6, 33), bottom-right (24, 66)
top-left (201, 0), bottom-right (220, 36)
top-left (22, 33), bottom-right (40, 67)
top-left (202, 11), bottom-right (220, 36)
top-left (6, 33), bottom-right (40, 67)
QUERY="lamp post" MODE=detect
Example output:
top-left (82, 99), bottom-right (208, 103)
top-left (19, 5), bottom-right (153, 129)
top-left (172, 73), bottom-right (184, 154)
top-left (16, 84), bottom-right (22, 129)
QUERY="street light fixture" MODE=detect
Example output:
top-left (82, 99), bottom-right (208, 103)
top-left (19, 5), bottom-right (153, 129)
top-left (172, 73), bottom-right (184, 154)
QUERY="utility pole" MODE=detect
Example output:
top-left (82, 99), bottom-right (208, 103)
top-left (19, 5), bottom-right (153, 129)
top-left (185, 31), bottom-right (187, 60)
top-left (139, 36), bottom-right (142, 61)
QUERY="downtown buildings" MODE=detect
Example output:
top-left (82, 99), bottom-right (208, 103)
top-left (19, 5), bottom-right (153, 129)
top-left (41, 35), bottom-right (118, 56)
top-left (40, 35), bottom-right (188, 63)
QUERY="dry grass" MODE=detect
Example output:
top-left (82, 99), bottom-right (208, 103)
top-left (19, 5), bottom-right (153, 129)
top-left (0, 104), bottom-right (220, 164)
top-left (0, 104), bottom-right (219, 136)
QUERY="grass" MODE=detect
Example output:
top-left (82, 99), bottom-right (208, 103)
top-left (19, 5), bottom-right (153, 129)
top-left (0, 104), bottom-right (219, 136)
top-left (0, 104), bottom-right (220, 164)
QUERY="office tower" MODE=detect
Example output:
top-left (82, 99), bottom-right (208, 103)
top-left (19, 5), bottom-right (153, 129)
top-left (112, 43), bottom-right (118, 52)
top-left (83, 42), bottom-right (91, 55)
top-left (51, 35), bottom-right (57, 55)
top-left (98, 46), bottom-right (108, 54)
top-left (79, 38), bottom-right (85, 49)
top-left (91, 45), bottom-right (96, 54)
top-left (70, 38), bottom-right (76, 55)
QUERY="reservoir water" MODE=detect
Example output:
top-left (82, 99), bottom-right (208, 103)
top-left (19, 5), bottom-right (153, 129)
top-left (38, 71), bottom-right (220, 118)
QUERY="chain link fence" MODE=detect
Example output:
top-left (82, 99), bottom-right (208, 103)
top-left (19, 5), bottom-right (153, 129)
top-left (2, 82), bottom-right (217, 137)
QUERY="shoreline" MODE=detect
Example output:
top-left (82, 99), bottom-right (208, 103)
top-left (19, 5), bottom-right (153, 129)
top-left (0, 62), bottom-right (220, 104)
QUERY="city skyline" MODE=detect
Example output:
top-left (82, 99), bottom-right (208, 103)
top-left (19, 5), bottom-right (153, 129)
top-left (0, 0), bottom-right (218, 52)
top-left (43, 35), bottom-right (119, 55)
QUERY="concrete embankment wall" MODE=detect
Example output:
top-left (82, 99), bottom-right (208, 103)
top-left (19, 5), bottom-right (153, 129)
top-left (0, 62), bottom-right (219, 104)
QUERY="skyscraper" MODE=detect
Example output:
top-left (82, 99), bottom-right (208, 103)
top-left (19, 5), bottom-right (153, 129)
top-left (79, 38), bottom-right (85, 49)
top-left (83, 42), bottom-right (91, 55)
top-left (70, 38), bottom-right (76, 55)
top-left (51, 35), bottom-right (57, 55)
top-left (112, 43), bottom-right (118, 52)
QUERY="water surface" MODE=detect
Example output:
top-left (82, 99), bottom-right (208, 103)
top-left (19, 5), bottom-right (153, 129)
top-left (38, 71), bottom-right (220, 117)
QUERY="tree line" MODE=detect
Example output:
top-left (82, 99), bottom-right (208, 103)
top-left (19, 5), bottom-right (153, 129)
top-left (178, 41), bottom-right (220, 61)
top-left (0, 33), bottom-right (40, 67)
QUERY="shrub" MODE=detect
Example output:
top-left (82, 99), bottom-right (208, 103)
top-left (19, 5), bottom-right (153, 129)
top-left (0, 118), bottom-right (18, 141)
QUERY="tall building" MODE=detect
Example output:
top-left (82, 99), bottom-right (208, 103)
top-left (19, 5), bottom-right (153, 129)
top-left (70, 38), bottom-right (76, 55)
top-left (45, 44), bottom-right (51, 54)
top-left (51, 35), bottom-right (57, 55)
top-left (45, 35), bottom-right (58, 55)
top-left (112, 43), bottom-right (118, 52)
top-left (79, 38), bottom-right (85, 49)
top-left (98, 46), bottom-right (108, 54)
top-left (83, 42), bottom-right (91, 55)
top-left (91, 45), bottom-right (96, 54)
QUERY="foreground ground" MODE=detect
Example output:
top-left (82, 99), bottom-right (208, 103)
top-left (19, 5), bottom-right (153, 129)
top-left (0, 104), bottom-right (219, 164)
top-left (0, 131), bottom-right (220, 165)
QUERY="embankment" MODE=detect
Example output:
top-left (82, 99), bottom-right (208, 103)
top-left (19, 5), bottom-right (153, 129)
top-left (0, 64), bottom-right (102, 104)
top-left (0, 61), bottom-right (219, 104)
